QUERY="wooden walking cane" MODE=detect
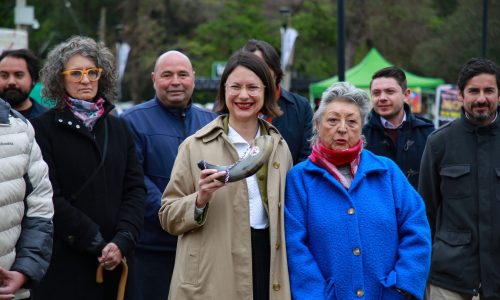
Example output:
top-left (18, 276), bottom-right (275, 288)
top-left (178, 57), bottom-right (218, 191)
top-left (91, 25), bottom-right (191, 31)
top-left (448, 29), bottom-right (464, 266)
top-left (96, 259), bottom-right (129, 300)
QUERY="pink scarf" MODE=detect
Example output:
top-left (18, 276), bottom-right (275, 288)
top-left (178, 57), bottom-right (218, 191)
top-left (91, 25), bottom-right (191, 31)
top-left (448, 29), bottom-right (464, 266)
top-left (308, 139), bottom-right (363, 189)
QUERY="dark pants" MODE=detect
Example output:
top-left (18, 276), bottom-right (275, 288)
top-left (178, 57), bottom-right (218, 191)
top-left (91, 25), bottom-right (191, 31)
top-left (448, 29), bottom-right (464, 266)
top-left (251, 227), bottom-right (270, 300)
top-left (133, 248), bottom-right (175, 300)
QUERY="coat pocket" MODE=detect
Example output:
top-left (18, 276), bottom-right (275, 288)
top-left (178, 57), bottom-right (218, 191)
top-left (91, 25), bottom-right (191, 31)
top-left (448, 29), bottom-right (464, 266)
top-left (439, 165), bottom-right (471, 198)
top-left (324, 277), bottom-right (338, 300)
top-left (431, 230), bottom-right (471, 282)
top-left (177, 230), bottom-right (202, 285)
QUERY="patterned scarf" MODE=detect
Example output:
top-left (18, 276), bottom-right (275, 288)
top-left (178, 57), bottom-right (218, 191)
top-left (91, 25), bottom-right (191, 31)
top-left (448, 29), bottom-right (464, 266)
top-left (308, 139), bottom-right (363, 189)
top-left (65, 96), bottom-right (105, 130)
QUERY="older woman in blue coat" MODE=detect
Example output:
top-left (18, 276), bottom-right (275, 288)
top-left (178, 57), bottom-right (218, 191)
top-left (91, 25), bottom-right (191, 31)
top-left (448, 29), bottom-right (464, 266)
top-left (284, 82), bottom-right (431, 300)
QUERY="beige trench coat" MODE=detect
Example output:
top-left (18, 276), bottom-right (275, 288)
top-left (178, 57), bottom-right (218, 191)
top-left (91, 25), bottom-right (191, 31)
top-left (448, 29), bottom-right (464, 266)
top-left (159, 116), bottom-right (292, 300)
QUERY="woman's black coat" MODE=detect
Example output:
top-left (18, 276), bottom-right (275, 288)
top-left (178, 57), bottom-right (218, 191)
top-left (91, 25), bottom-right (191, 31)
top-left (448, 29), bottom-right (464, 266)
top-left (31, 102), bottom-right (146, 300)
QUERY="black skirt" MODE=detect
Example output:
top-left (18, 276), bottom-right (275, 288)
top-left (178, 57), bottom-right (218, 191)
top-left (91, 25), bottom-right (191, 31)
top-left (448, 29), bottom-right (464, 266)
top-left (251, 227), bottom-right (270, 300)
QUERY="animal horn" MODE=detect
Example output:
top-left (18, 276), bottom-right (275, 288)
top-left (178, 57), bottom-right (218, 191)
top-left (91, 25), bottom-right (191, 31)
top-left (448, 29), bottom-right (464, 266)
top-left (197, 135), bottom-right (274, 183)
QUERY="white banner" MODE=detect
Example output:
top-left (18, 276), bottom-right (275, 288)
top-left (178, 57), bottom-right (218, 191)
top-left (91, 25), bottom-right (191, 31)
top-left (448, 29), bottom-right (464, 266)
top-left (0, 28), bottom-right (28, 53)
top-left (116, 42), bottom-right (131, 82)
top-left (280, 27), bottom-right (298, 70)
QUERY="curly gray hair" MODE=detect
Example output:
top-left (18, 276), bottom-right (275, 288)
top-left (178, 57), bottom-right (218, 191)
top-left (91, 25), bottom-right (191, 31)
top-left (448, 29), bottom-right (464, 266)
top-left (310, 81), bottom-right (371, 146)
top-left (41, 36), bottom-right (117, 109)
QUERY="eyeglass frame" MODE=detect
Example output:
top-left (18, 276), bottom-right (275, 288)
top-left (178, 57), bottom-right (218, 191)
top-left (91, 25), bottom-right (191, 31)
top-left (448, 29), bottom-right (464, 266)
top-left (61, 67), bottom-right (103, 82)
top-left (224, 83), bottom-right (266, 96)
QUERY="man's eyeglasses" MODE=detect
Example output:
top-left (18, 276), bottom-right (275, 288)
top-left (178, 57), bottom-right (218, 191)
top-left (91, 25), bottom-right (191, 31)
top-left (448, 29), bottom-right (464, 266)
top-left (225, 83), bottom-right (265, 97)
top-left (61, 67), bottom-right (103, 82)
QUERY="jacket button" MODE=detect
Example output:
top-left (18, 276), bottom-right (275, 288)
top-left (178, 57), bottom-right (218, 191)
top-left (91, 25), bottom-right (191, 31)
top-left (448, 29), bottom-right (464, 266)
top-left (275, 242), bottom-right (280, 250)
top-left (347, 208), bottom-right (355, 215)
top-left (273, 162), bottom-right (280, 169)
top-left (272, 283), bottom-right (280, 291)
top-left (353, 248), bottom-right (360, 256)
top-left (67, 235), bottom-right (75, 244)
top-left (356, 289), bottom-right (364, 297)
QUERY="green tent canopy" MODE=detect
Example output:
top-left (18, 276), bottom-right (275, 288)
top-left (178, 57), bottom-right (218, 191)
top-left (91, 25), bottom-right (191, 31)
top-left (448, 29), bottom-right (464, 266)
top-left (309, 48), bottom-right (444, 99)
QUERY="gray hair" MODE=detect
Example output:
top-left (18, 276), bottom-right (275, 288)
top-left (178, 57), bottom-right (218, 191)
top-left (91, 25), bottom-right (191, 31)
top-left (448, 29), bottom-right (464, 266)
top-left (310, 81), bottom-right (371, 146)
top-left (41, 36), bottom-right (117, 109)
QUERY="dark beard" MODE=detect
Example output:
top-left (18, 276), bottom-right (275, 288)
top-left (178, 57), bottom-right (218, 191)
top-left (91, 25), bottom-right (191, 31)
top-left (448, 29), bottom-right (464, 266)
top-left (470, 102), bottom-right (492, 122)
top-left (0, 87), bottom-right (30, 108)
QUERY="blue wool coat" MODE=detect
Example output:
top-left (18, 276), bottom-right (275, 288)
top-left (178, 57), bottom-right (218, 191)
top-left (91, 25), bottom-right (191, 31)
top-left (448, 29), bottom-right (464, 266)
top-left (285, 150), bottom-right (431, 300)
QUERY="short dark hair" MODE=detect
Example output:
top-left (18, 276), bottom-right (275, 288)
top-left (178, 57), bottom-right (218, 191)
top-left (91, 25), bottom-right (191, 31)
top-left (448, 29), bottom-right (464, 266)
top-left (214, 50), bottom-right (282, 118)
top-left (0, 48), bottom-right (40, 82)
top-left (370, 66), bottom-right (407, 91)
top-left (242, 39), bottom-right (283, 87)
top-left (457, 57), bottom-right (500, 93)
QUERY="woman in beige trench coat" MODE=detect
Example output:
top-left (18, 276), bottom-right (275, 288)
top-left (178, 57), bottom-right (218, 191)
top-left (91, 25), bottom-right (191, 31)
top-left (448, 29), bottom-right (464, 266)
top-left (159, 51), bottom-right (292, 300)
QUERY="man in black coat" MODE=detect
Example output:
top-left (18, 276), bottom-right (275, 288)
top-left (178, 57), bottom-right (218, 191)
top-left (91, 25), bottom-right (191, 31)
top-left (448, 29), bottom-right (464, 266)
top-left (363, 66), bottom-right (434, 190)
top-left (419, 57), bottom-right (500, 299)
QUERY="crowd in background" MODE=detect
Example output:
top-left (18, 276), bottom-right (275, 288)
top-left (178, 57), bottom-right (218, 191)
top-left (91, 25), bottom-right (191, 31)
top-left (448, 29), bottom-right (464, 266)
top-left (0, 35), bottom-right (499, 300)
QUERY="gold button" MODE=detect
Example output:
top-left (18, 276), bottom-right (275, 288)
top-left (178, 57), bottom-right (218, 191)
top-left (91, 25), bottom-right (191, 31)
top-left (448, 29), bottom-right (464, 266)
top-left (356, 289), bottom-right (364, 297)
top-left (272, 283), bottom-right (281, 291)
top-left (353, 248), bottom-right (360, 256)
top-left (275, 242), bottom-right (281, 249)
top-left (347, 208), bottom-right (355, 215)
top-left (273, 162), bottom-right (280, 169)
top-left (258, 174), bottom-right (265, 181)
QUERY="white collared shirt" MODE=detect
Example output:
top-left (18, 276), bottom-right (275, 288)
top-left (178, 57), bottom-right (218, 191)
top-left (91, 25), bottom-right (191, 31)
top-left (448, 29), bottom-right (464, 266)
top-left (227, 125), bottom-right (269, 229)
top-left (380, 111), bottom-right (407, 129)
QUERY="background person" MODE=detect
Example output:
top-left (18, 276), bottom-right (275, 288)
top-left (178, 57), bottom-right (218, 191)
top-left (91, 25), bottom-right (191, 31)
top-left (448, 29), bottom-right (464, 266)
top-left (242, 39), bottom-right (313, 165)
top-left (0, 49), bottom-right (47, 119)
top-left (31, 36), bottom-right (146, 300)
top-left (363, 66), bottom-right (434, 189)
top-left (419, 57), bottom-right (500, 299)
top-left (159, 51), bottom-right (292, 300)
top-left (285, 82), bottom-right (431, 299)
top-left (121, 50), bottom-right (216, 300)
top-left (0, 98), bottom-right (53, 300)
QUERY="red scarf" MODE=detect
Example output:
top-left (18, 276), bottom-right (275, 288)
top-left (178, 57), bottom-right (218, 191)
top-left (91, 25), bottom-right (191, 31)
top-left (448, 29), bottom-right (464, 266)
top-left (308, 139), bottom-right (363, 189)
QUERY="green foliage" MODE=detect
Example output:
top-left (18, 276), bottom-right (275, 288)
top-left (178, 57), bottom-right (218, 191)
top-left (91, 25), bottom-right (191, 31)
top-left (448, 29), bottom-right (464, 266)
top-left (412, 0), bottom-right (500, 83)
top-left (178, 0), bottom-right (278, 77)
top-left (292, 0), bottom-right (337, 79)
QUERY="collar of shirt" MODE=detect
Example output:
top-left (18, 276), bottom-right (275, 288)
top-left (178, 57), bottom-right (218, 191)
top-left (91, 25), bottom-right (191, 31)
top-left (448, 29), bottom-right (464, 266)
top-left (380, 111), bottom-right (407, 129)
top-left (227, 125), bottom-right (269, 229)
top-left (227, 125), bottom-right (261, 155)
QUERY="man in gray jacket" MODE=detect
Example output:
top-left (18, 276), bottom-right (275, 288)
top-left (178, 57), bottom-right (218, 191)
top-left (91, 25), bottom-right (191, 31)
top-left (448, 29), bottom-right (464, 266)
top-left (419, 58), bottom-right (500, 299)
top-left (0, 98), bottom-right (53, 299)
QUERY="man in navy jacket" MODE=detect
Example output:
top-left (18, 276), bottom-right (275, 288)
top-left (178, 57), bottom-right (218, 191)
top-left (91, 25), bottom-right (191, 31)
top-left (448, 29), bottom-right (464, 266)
top-left (122, 51), bottom-right (216, 300)
top-left (363, 66), bottom-right (434, 189)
